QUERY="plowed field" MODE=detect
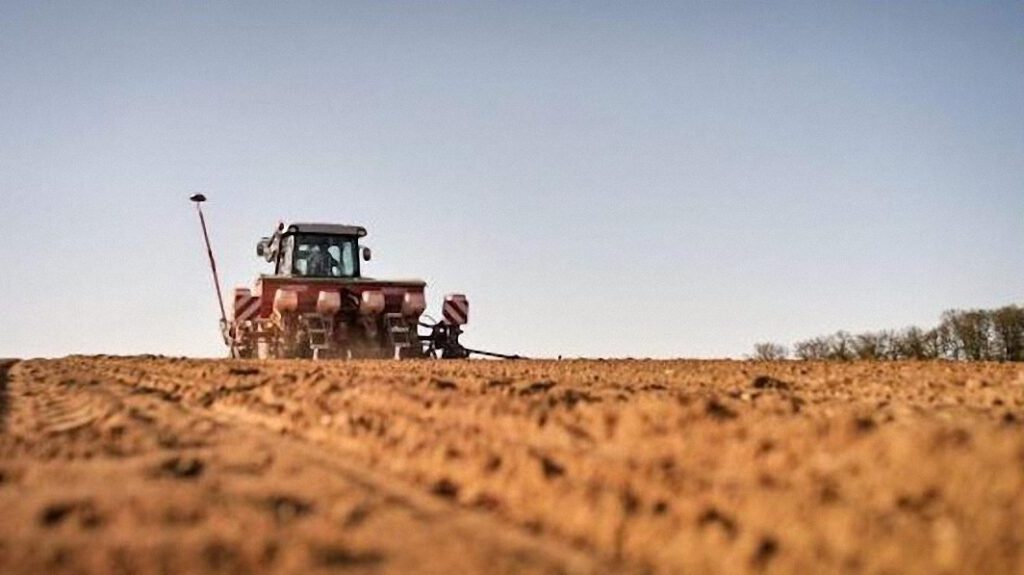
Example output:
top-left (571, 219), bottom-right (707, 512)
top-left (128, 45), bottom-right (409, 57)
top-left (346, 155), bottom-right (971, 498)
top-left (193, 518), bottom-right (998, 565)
top-left (1, 357), bottom-right (1023, 574)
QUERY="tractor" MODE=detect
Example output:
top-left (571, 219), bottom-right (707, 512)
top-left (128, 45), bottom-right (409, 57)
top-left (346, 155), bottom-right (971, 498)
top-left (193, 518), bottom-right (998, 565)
top-left (190, 195), bottom-right (516, 360)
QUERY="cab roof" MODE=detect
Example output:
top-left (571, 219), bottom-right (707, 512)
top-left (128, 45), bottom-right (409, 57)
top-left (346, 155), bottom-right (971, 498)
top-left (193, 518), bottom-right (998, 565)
top-left (283, 222), bottom-right (367, 237)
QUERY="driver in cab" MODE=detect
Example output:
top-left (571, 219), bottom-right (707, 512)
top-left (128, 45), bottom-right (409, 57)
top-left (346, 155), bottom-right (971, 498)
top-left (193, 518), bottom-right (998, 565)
top-left (306, 245), bottom-right (337, 277)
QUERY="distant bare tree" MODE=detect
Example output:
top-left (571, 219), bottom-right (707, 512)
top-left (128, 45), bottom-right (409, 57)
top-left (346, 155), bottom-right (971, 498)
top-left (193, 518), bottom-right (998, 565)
top-left (921, 328), bottom-right (945, 359)
top-left (853, 331), bottom-right (885, 360)
top-left (793, 336), bottom-right (831, 360)
top-left (991, 305), bottom-right (1024, 362)
top-left (879, 330), bottom-right (902, 360)
top-left (826, 331), bottom-right (855, 361)
top-left (892, 326), bottom-right (932, 360)
top-left (752, 342), bottom-right (788, 361)
top-left (938, 311), bottom-right (962, 359)
top-left (933, 322), bottom-right (958, 359)
top-left (942, 309), bottom-right (992, 361)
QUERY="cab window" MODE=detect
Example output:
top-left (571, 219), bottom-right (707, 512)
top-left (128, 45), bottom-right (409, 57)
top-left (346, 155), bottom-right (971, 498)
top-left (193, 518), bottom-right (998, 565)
top-left (291, 235), bottom-right (358, 278)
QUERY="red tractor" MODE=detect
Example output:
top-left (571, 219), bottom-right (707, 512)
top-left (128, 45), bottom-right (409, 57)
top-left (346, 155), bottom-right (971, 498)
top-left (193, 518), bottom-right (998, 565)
top-left (191, 195), bottom-right (515, 360)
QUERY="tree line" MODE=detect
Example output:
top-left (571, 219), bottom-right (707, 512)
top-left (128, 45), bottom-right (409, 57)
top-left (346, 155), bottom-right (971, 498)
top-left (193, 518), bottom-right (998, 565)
top-left (753, 305), bottom-right (1024, 362)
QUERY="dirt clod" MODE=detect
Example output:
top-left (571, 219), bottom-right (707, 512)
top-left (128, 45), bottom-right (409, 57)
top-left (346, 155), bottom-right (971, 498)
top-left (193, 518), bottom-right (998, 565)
top-left (39, 501), bottom-right (103, 530)
top-left (852, 416), bottom-right (877, 433)
top-left (431, 478), bottom-right (460, 499)
top-left (311, 545), bottom-right (385, 567)
top-left (751, 376), bottom-right (791, 391)
top-left (430, 379), bottom-right (458, 391)
top-left (40, 503), bottom-right (74, 527)
top-left (157, 456), bottom-right (205, 479)
top-left (228, 367), bottom-right (260, 376)
top-left (698, 507), bottom-right (738, 539)
top-left (267, 495), bottom-right (314, 523)
top-left (705, 398), bottom-right (738, 420)
top-left (751, 536), bottom-right (779, 568)
top-left (534, 453), bottom-right (566, 479)
top-left (521, 381), bottom-right (557, 395)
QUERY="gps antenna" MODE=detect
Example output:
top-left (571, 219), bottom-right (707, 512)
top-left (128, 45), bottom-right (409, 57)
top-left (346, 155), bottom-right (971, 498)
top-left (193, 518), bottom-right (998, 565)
top-left (190, 194), bottom-right (231, 349)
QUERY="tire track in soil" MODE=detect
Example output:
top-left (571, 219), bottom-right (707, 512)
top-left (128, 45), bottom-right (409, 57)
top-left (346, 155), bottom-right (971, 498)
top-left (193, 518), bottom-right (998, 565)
top-left (0, 358), bottom-right (606, 575)
top-left (33, 387), bottom-right (121, 436)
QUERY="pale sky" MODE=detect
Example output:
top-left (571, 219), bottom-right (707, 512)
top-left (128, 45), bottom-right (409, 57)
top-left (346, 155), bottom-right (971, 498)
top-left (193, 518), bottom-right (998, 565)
top-left (1, 1), bottom-right (1022, 359)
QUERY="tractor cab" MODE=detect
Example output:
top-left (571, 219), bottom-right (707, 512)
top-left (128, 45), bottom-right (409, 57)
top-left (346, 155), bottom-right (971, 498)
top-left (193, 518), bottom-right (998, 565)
top-left (257, 223), bottom-right (372, 279)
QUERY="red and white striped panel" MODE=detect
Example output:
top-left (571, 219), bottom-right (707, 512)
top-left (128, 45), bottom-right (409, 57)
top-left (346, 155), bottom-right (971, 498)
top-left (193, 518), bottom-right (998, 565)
top-left (442, 294), bottom-right (469, 325)
top-left (233, 288), bottom-right (261, 323)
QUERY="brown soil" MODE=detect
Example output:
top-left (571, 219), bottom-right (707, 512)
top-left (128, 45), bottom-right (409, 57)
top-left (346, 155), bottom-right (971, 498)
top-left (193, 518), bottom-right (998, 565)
top-left (1, 357), bottom-right (1023, 574)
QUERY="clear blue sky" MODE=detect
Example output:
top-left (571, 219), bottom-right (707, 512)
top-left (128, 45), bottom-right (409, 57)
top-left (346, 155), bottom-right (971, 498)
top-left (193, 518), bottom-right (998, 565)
top-left (1, 1), bottom-right (1021, 359)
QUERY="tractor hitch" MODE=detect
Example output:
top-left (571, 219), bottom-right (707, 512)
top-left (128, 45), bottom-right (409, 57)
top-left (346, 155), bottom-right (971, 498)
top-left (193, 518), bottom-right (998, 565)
top-left (419, 322), bottom-right (524, 360)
